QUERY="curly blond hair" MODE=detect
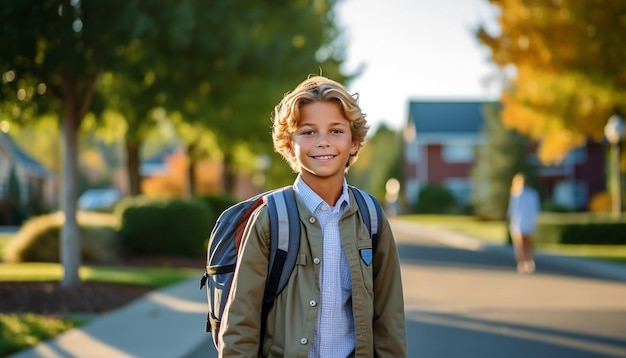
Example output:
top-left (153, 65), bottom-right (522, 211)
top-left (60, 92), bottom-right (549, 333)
top-left (271, 76), bottom-right (369, 172)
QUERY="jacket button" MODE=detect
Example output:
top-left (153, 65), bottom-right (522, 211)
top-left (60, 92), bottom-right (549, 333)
top-left (313, 257), bottom-right (320, 265)
top-left (309, 217), bottom-right (316, 223)
top-left (309, 300), bottom-right (317, 307)
top-left (300, 338), bottom-right (308, 345)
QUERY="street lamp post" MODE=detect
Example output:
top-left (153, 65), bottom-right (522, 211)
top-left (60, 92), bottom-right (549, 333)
top-left (604, 113), bottom-right (626, 219)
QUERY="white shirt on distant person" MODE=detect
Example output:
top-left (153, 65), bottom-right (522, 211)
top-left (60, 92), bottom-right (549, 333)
top-left (508, 186), bottom-right (540, 235)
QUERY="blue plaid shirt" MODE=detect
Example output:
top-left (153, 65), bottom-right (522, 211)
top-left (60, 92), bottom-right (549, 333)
top-left (293, 175), bottom-right (355, 357)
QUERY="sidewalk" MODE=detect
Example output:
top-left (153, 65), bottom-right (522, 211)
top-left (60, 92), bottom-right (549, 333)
top-left (8, 277), bottom-right (215, 358)
top-left (8, 220), bottom-right (626, 358)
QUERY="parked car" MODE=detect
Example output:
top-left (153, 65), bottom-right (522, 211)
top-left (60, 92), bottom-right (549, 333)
top-left (78, 188), bottom-right (122, 211)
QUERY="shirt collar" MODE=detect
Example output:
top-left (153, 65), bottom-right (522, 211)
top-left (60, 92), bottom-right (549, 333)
top-left (293, 175), bottom-right (350, 214)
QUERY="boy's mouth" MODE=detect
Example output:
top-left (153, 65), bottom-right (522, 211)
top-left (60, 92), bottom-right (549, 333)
top-left (312, 155), bottom-right (336, 160)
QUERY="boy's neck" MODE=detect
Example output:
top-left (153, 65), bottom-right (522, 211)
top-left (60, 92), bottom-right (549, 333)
top-left (300, 175), bottom-right (344, 206)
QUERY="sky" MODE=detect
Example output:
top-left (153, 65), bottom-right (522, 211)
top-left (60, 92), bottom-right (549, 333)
top-left (336, 0), bottom-right (501, 131)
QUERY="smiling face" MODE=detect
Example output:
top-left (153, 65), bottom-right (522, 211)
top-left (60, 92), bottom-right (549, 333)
top-left (290, 100), bottom-right (359, 187)
top-left (272, 76), bottom-right (370, 174)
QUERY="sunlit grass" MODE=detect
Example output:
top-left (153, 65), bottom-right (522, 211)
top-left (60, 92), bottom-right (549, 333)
top-left (397, 214), bottom-right (626, 263)
top-left (400, 214), bottom-right (508, 244)
top-left (537, 244), bottom-right (626, 262)
top-left (0, 313), bottom-right (86, 357)
top-left (0, 259), bottom-right (200, 356)
top-left (0, 233), bottom-right (13, 256)
top-left (0, 262), bottom-right (200, 288)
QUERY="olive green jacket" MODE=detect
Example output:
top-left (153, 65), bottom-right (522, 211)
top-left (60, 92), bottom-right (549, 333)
top-left (218, 191), bottom-right (407, 357)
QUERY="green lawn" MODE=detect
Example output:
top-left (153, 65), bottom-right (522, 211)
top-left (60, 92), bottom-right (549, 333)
top-left (0, 231), bottom-right (200, 288)
top-left (0, 263), bottom-right (200, 356)
top-left (0, 314), bottom-right (87, 357)
top-left (398, 214), bottom-right (626, 263)
top-left (0, 233), bottom-right (13, 257)
top-left (0, 262), bottom-right (200, 287)
top-left (400, 214), bottom-right (508, 244)
top-left (0, 246), bottom-right (201, 356)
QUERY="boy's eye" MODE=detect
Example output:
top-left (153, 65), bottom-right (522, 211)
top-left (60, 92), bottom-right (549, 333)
top-left (300, 130), bottom-right (315, 136)
top-left (330, 129), bottom-right (343, 134)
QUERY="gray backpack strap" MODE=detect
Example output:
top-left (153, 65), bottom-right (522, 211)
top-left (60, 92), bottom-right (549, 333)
top-left (265, 186), bottom-right (300, 292)
top-left (261, 186), bottom-right (300, 345)
top-left (349, 186), bottom-right (383, 252)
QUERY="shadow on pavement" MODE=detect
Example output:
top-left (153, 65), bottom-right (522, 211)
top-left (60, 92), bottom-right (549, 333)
top-left (406, 309), bottom-right (626, 358)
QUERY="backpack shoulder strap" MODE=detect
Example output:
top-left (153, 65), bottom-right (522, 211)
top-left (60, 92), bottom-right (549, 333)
top-left (260, 185), bottom-right (300, 345)
top-left (349, 186), bottom-right (383, 252)
top-left (264, 186), bottom-right (300, 294)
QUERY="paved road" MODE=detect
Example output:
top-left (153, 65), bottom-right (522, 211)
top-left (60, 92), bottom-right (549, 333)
top-left (186, 219), bottom-right (626, 357)
top-left (391, 220), bottom-right (626, 358)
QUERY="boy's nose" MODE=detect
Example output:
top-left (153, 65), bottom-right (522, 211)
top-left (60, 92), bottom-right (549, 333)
top-left (316, 138), bottom-right (330, 147)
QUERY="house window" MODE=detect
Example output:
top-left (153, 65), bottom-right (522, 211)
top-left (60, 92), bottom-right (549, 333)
top-left (442, 143), bottom-right (474, 163)
top-left (404, 140), bottom-right (419, 162)
top-left (563, 147), bottom-right (587, 165)
top-left (552, 180), bottom-right (588, 210)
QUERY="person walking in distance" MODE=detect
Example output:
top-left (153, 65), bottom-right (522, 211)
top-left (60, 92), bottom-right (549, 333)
top-left (508, 173), bottom-right (541, 273)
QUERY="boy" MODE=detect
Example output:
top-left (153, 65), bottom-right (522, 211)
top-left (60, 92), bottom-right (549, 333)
top-left (218, 76), bottom-right (407, 357)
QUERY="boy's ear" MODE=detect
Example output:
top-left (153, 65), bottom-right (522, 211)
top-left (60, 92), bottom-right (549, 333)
top-left (350, 139), bottom-right (359, 155)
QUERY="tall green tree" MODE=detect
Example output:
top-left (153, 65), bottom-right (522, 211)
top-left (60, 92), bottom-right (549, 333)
top-left (477, 0), bottom-right (626, 164)
top-left (1, 0), bottom-right (154, 288)
top-left (348, 123), bottom-right (402, 201)
top-left (1, 0), bottom-right (348, 288)
top-left (99, 0), bottom-right (348, 196)
top-left (172, 0), bottom-right (348, 194)
top-left (470, 103), bottom-right (535, 220)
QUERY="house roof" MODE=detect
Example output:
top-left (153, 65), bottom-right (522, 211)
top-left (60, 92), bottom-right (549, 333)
top-left (408, 100), bottom-right (499, 135)
top-left (0, 130), bottom-right (54, 178)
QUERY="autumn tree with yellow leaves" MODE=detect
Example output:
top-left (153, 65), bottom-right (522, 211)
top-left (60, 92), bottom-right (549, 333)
top-left (477, 0), bottom-right (626, 164)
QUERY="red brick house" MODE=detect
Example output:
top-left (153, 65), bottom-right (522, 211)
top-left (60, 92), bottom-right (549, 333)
top-left (402, 100), bottom-right (606, 211)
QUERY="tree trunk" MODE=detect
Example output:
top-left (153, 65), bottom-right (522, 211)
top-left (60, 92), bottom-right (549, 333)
top-left (126, 140), bottom-right (141, 196)
top-left (60, 72), bottom-right (98, 289)
top-left (222, 151), bottom-right (235, 194)
top-left (60, 78), bottom-right (81, 289)
top-left (186, 142), bottom-right (197, 198)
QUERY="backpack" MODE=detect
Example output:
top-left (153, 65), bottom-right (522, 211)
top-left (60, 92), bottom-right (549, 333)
top-left (199, 185), bottom-right (383, 349)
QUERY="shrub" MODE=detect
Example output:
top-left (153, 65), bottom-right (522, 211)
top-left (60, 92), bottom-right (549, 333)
top-left (414, 185), bottom-right (457, 214)
top-left (536, 212), bottom-right (626, 245)
top-left (194, 194), bottom-right (237, 228)
top-left (3, 211), bottom-right (121, 264)
top-left (542, 201), bottom-right (572, 213)
top-left (589, 191), bottom-right (612, 213)
top-left (118, 197), bottom-right (214, 257)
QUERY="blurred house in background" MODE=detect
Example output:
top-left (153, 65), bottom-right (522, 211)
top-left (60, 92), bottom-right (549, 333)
top-left (139, 146), bottom-right (260, 200)
top-left (402, 100), bottom-right (605, 211)
top-left (0, 130), bottom-right (57, 212)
